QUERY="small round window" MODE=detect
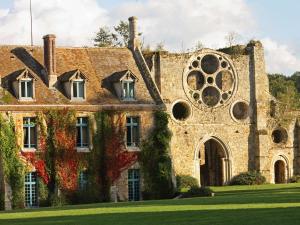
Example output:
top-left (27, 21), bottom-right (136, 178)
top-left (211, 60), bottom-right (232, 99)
top-left (272, 128), bottom-right (288, 144)
top-left (232, 101), bottom-right (249, 121)
top-left (172, 101), bottom-right (191, 121)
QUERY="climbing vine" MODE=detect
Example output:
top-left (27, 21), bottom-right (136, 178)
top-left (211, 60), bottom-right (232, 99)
top-left (139, 111), bottom-right (175, 199)
top-left (0, 114), bottom-right (25, 209)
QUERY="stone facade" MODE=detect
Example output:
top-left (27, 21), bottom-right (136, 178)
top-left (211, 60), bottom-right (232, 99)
top-left (0, 16), bottom-right (299, 209)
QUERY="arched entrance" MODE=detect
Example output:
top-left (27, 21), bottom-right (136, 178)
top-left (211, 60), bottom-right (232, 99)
top-left (274, 160), bottom-right (286, 183)
top-left (199, 138), bottom-right (230, 186)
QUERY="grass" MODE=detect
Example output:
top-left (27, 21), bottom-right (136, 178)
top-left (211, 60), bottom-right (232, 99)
top-left (0, 183), bottom-right (300, 225)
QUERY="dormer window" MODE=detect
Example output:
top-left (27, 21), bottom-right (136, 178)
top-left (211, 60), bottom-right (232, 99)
top-left (122, 80), bottom-right (135, 100)
top-left (12, 68), bottom-right (37, 101)
top-left (20, 79), bottom-right (33, 98)
top-left (104, 70), bottom-right (138, 101)
top-left (60, 69), bottom-right (88, 101)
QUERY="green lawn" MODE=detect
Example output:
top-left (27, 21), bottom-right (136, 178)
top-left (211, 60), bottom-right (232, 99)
top-left (1, 183), bottom-right (300, 225)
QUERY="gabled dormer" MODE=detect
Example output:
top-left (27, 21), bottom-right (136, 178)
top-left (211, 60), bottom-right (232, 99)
top-left (110, 70), bottom-right (138, 101)
top-left (60, 69), bottom-right (88, 101)
top-left (12, 68), bottom-right (37, 101)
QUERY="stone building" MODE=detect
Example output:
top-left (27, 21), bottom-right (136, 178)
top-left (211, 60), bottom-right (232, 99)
top-left (0, 16), bottom-right (298, 209)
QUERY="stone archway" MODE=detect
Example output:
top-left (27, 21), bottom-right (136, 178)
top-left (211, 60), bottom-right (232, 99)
top-left (274, 160), bottom-right (286, 184)
top-left (197, 138), bottom-right (231, 186)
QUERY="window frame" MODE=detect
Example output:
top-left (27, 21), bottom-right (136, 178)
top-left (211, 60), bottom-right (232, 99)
top-left (24, 172), bottom-right (38, 208)
top-left (23, 117), bottom-right (37, 151)
top-left (128, 169), bottom-right (140, 201)
top-left (71, 79), bottom-right (85, 100)
top-left (126, 116), bottom-right (140, 148)
top-left (122, 80), bottom-right (135, 101)
top-left (19, 78), bottom-right (34, 100)
top-left (76, 117), bottom-right (89, 151)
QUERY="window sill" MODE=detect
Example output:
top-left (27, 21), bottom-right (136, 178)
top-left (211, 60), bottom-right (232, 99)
top-left (126, 146), bottom-right (140, 152)
top-left (71, 98), bottom-right (86, 102)
top-left (19, 98), bottom-right (35, 102)
top-left (76, 147), bottom-right (90, 152)
top-left (22, 148), bottom-right (37, 152)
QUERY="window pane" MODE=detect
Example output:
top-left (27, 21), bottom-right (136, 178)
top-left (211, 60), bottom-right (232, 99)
top-left (30, 127), bottom-right (36, 147)
top-left (73, 82), bottom-right (78, 98)
top-left (132, 126), bottom-right (139, 146)
top-left (126, 125), bottom-right (131, 146)
top-left (82, 126), bottom-right (88, 147)
top-left (27, 81), bottom-right (33, 98)
top-left (76, 126), bottom-right (81, 146)
top-left (23, 127), bottom-right (29, 148)
top-left (78, 82), bottom-right (84, 98)
top-left (132, 117), bottom-right (138, 124)
top-left (21, 82), bottom-right (26, 97)
top-left (129, 82), bottom-right (134, 98)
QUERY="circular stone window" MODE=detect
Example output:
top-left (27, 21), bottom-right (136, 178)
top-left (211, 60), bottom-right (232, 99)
top-left (172, 101), bottom-right (191, 121)
top-left (272, 128), bottom-right (288, 144)
top-left (183, 51), bottom-right (237, 109)
top-left (232, 101), bottom-right (249, 120)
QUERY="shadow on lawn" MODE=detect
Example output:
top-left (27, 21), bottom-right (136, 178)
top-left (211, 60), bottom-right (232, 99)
top-left (0, 206), bottom-right (300, 225)
top-left (1, 187), bottom-right (300, 214)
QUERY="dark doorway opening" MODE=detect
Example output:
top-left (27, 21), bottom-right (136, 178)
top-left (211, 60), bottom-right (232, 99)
top-left (274, 160), bottom-right (285, 184)
top-left (200, 139), bottom-right (225, 186)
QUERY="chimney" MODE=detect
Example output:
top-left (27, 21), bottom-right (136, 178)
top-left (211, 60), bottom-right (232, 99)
top-left (128, 16), bottom-right (140, 50)
top-left (43, 34), bottom-right (57, 88)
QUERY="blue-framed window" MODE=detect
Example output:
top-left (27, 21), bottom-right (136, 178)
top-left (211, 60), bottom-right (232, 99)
top-left (73, 80), bottom-right (85, 99)
top-left (78, 170), bottom-right (88, 191)
top-left (126, 117), bottom-right (139, 147)
top-left (23, 117), bottom-right (37, 149)
top-left (20, 80), bottom-right (33, 98)
top-left (128, 169), bottom-right (140, 201)
top-left (122, 81), bottom-right (135, 100)
top-left (25, 172), bottom-right (38, 207)
top-left (76, 117), bottom-right (89, 148)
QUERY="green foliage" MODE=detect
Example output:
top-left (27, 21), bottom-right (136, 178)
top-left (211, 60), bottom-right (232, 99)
top-left (182, 186), bottom-right (213, 198)
top-left (37, 178), bottom-right (49, 207)
top-left (230, 171), bottom-right (266, 185)
top-left (268, 73), bottom-right (300, 109)
top-left (289, 175), bottom-right (300, 183)
top-left (0, 114), bottom-right (25, 209)
top-left (140, 111), bottom-right (175, 199)
top-left (176, 175), bottom-right (199, 190)
top-left (94, 21), bottom-right (129, 47)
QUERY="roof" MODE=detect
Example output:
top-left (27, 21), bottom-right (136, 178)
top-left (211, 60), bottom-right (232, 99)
top-left (0, 46), bottom-right (156, 106)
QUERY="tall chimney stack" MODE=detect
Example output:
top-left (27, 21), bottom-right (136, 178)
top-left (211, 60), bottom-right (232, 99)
top-left (128, 16), bottom-right (140, 50)
top-left (43, 34), bottom-right (57, 88)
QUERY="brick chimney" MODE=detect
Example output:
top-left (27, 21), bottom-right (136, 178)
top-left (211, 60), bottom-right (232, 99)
top-left (43, 34), bottom-right (57, 88)
top-left (128, 16), bottom-right (140, 50)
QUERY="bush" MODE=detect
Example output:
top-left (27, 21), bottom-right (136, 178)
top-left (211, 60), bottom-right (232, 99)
top-left (230, 171), bottom-right (266, 185)
top-left (182, 186), bottom-right (213, 198)
top-left (289, 175), bottom-right (300, 183)
top-left (176, 175), bottom-right (199, 190)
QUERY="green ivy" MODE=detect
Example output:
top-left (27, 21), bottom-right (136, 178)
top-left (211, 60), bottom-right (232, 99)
top-left (0, 114), bottom-right (25, 209)
top-left (140, 111), bottom-right (175, 199)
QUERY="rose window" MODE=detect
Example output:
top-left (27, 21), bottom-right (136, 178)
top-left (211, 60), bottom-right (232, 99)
top-left (183, 52), bottom-right (237, 108)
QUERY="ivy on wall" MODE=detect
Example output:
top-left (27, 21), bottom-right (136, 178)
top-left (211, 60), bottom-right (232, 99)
top-left (0, 114), bottom-right (25, 209)
top-left (139, 111), bottom-right (175, 199)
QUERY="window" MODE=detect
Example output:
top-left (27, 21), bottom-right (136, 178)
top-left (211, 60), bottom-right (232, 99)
top-left (122, 81), bottom-right (135, 100)
top-left (23, 117), bottom-right (37, 149)
top-left (78, 170), bottom-right (88, 190)
top-left (73, 80), bottom-right (85, 99)
top-left (25, 172), bottom-right (38, 207)
top-left (126, 117), bottom-right (139, 147)
top-left (128, 169), bottom-right (140, 201)
top-left (76, 117), bottom-right (89, 148)
top-left (20, 80), bottom-right (33, 99)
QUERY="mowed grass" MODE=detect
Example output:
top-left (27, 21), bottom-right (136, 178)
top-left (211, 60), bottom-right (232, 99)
top-left (1, 183), bottom-right (300, 225)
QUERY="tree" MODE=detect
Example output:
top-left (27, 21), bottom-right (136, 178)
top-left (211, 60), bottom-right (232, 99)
top-left (94, 21), bottom-right (130, 47)
top-left (194, 40), bottom-right (204, 51)
top-left (155, 42), bottom-right (165, 51)
top-left (225, 31), bottom-right (240, 47)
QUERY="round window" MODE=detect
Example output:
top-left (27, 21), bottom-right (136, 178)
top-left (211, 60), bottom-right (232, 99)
top-left (183, 51), bottom-right (237, 108)
top-left (172, 101), bottom-right (191, 121)
top-left (272, 128), bottom-right (288, 144)
top-left (232, 101), bottom-right (249, 120)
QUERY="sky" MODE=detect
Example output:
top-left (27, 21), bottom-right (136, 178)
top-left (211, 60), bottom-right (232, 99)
top-left (0, 0), bottom-right (299, 75)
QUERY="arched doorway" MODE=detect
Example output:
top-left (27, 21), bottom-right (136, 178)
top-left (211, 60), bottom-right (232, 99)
top-left (199, 138), bottom-right (229, 186)
top-left (274, 160), bottom-right (286, 183)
